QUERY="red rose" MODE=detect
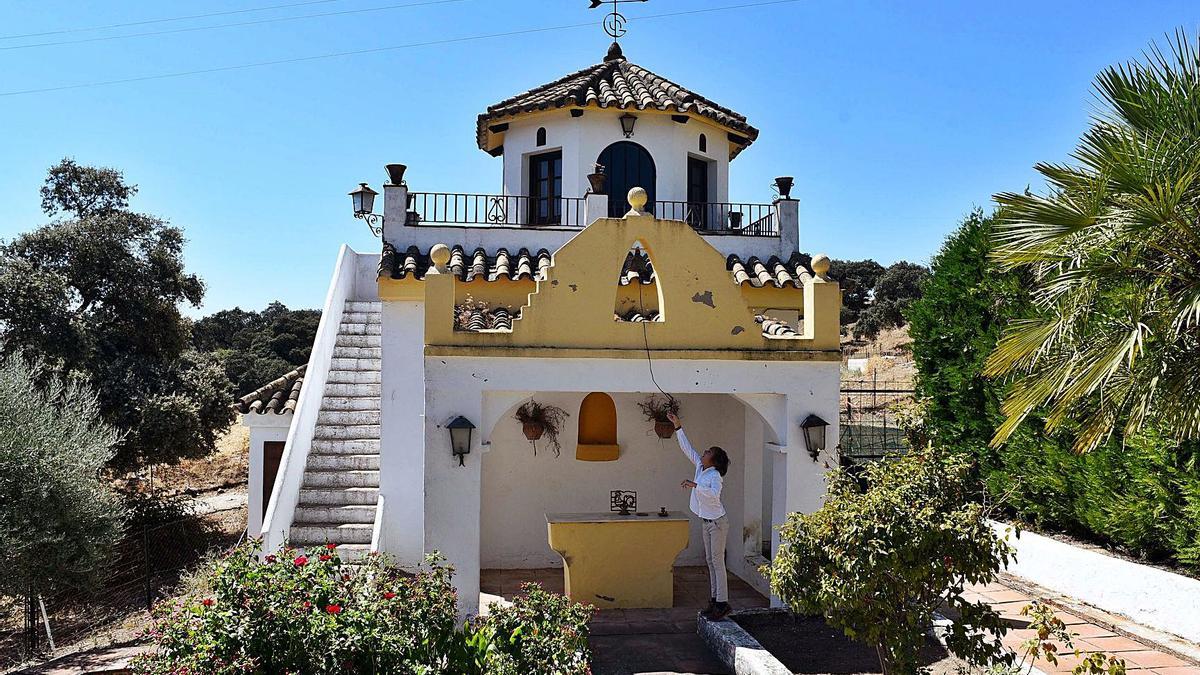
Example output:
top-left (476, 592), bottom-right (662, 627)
top-left (319, 554), bottom-right (331, 562)
top-left (294, 555), bottom-right (308, 567)
top-left (383, 592), bottom-right (396, 600)
top-left (326, 543), bottom-right (337, 550)
top-left (265, 554), bottom-right (276, 563)
top-left (342, 574), bottom-right (351, 581)
top-left (303, 601), bottom-right (311, 609)
top-left (201, 598), bottom-right (214, 607)
top-left (326, 604), bottom-right (342, 614)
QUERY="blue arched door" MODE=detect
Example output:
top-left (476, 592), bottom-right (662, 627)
top-left (598, 141), bottom-right (656, 217)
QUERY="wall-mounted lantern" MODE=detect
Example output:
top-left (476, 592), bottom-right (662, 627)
top-left (348, 182), bottom-right (384, 237)
top-left (800, 414), bottom-right (829, 462)
top-left (619, 112), bottom-right (638, 138)
top-left (447, 416), bottom-right (476, 466)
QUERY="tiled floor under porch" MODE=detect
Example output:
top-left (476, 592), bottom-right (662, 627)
top-left (480, 566), bottom-right (769, 675)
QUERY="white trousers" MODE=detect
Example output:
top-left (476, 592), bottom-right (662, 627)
top-left (701, 515), bottom-right (729, 602)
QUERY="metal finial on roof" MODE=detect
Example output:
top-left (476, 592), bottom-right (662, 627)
top-left (588, 0), bottom-right (647, 40)
top-left (604, 41), bottom-right (624, 62)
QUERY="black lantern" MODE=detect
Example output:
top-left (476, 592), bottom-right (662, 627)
top-left (619, 112), bottom-right (637, 138)
top-left (349, 182), bottom-right (378, 216)
top-left (447, 416), bottom-right (475, 466)
top-left (800, 414), bottom-right (829, 462)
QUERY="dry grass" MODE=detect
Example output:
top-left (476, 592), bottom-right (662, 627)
top-left (842, 325), bottom-right (915, 387)
top-left (114, 421), bottom-right (249, 497)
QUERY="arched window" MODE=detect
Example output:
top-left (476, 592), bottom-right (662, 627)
top-left (536, 127), bottom-right (547, 147)
top-left (577, 392), bottom-right (619, 461)
top-left (699, 133), bottom-right (707, 153)
top-left (597, 141), bottom-right (656, 217)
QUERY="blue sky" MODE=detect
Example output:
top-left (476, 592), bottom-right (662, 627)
top-left (0, 0), bottom-right (1195, 315)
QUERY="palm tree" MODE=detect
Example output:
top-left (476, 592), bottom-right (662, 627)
top-left (985, 30), bottom-right (1200, 453)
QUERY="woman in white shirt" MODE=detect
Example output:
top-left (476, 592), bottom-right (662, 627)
top-left (667, 411), bottom-right (732, 620)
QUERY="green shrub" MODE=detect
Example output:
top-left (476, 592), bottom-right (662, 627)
top-left (132, 544), bottom-right (592, 675)
top-left (477, 583), bottom-right (593, 675)
top-left (0, 353), bottom-right (125, 599)
top-left (768, 447), bottom-right (1014, 675)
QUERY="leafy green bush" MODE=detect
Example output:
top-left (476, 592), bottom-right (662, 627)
top-left (131, 543), bottom-right (592, 675)
top-left (909, 207), bottom-right (1200, 570)
top-left (0, 353), bottom-right (125, 599)
top-left (477, 583), bottom-right (593, 675)
top-left (768, 448), bottom-right (1014, 675)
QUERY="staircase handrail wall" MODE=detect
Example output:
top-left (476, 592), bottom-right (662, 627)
top-left (261, 244), bottom-right (359, 553)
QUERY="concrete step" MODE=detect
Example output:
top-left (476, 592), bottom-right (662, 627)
top-left (327, 369), bottom-right (380, 385)
top-left (344, 301), bottom-right (381, 313)
top-left (323, 382), bottom-right (380, 398)
top-left (311, 438), bottom-right (380, 454)
top-left (294, 504), bottom-right (377, 524)
top-left (298, 487), bottom-right (378, 505)
top-left (290, 523), bottom-right (374, 545)
top-left (307, 453), bottom-right (379, 471)
top-left (317, 410), bottom-right (380, 426)
top-left (313, 423), bottom-right (380, 441)
top-left (335, 334), bottom-right (381, 348)
top-left (320, 396), bottom-right (380, 412)
top-left (333, 346), bottom-right (381, 360)
top-left (330, 357), bottom-right (381, 372)
top-left (339, 322), bottom-right (382, 336)
top-left (341, 312), bottom-right (381, 325)
top-left (302, 469), bottom-right (379, 489)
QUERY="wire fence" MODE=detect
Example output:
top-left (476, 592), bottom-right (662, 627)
top-left (839, 377), bottom-right (916, 465)
top-left (0, 508), bottom-right (245, 672)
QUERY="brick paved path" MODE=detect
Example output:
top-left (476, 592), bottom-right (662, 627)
top-left (964, 578), bottom-right (1200, 675)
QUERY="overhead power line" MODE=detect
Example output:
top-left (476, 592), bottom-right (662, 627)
top-left (1, 0), bottom-right (471, 52)
top-left (0, 0), bottom-right (348, 41)
top-left (0, 0), bottom-right (803, 98)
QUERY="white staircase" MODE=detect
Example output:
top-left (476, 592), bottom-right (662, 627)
top-left (289, 301), bottom-right (382, 560)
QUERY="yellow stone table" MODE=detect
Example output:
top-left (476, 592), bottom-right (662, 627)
top-left (546, 511), bottom-right (690, 609)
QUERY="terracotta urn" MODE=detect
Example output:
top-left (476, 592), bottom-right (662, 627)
top-left (654, 420), bottom-right (675, 439)
top-left (587, 171), bottom-right (607, 195)
top-left (522, 422), bottom-right (545, 441)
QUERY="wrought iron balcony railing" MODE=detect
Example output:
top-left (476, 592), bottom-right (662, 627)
top-left (403, 192), bottom-right (779, 237)
top-left (406, 192), bottom-right (587, 227)
top-left (654, 201), bottom-right (779, 237)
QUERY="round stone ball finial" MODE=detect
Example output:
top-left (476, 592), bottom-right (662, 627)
top-left (430, 243), bottom-right (451, 270)
top-left (627, 187), bottom-right (648, 214)
top-left (811, 253), bottom-right (831, 279)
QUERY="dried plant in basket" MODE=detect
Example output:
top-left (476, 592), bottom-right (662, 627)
top-left (638, 395), bottom-right (681, 439)
top-left (513, 400), bottom-right (570, 456)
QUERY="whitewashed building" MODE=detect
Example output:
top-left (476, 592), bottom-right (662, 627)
top-left (239, 42), bottom-right (841, 613)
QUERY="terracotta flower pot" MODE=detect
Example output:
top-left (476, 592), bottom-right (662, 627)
top-left (522, 422), bottom-right (545, 441)
top-left (654, 420), bottom-right (675, 439)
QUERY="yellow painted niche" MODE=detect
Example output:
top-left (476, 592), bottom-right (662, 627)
top-left (547, 514), bottom-right (690, 609)
top-left (577, 392), bottom-right (619, 461)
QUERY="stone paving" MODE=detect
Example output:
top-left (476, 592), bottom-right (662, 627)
top-left (963, 578), bottom-right (1200, 675)
top-left (481, 565), bottom-right (769, 675)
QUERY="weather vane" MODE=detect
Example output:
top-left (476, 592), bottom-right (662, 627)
top-left (588, 0), bottom-right (648, 39)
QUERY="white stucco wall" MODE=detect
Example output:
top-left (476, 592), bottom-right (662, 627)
top-left (993, 521), bottom-right (1200, 643)
top-left (378, 301), bottom-right (426, 565)
top-left (500, 109), bottom-right (730, 208)
top-left (419, 355), bottom-right (840, 613)
top-left (244, 413), bottom-right (292, 537)
top-left (478, 392), bottom-right (751, 569)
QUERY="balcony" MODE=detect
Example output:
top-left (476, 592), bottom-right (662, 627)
top-left (403, 192), bottom-right (779, 237)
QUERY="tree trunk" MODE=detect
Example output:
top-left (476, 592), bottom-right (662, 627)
top-left (876, 645), bottom-right (894, 675)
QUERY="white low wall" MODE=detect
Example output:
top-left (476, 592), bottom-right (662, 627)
top-left (993, 520), bottom-right (1200, 643)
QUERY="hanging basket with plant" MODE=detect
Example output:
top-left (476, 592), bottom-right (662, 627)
top-left (513, 400), bottom-right (570, 456)
top-left (638, 395), bottom-right (681, 439)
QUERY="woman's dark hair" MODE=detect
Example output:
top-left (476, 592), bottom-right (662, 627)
top-left (709, 446), bottom-right (730, 476)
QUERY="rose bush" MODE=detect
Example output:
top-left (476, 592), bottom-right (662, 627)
top-left (131, 543), bottom-right (592, 674)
